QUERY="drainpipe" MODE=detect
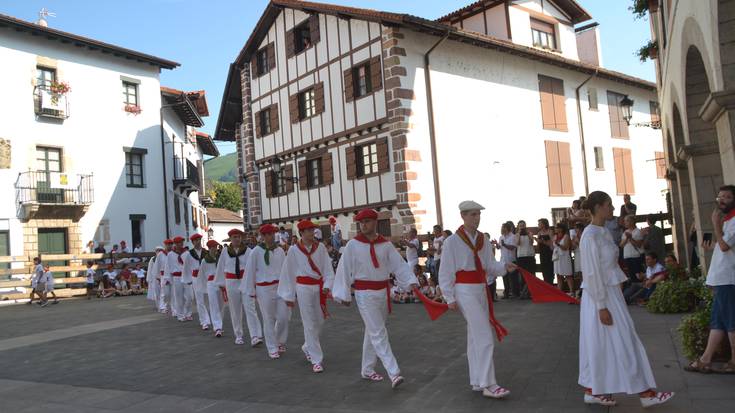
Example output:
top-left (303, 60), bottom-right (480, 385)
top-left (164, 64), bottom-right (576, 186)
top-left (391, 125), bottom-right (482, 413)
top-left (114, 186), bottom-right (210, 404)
top-left (159, 105), bottom-right (171, 238)
top-left (424, 32), bottom-right (449, 227)
top-left (574, 69), bottom-right (598, 196)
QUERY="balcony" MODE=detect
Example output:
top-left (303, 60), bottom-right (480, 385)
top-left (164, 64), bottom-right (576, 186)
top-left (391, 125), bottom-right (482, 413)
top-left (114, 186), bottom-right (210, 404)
top-left (34, 85), bottom-right (70, 120)
top-left (15, 171), bottom-right (93, 221)
top-left (173, 158), bottom-right (200, 195)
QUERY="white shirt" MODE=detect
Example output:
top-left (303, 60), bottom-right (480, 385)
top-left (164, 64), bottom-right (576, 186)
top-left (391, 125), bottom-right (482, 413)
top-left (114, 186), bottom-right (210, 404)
top-left (706, 214), bottom-right (735, 286)
top-left (432, 235), bottom-right (445, 260)
top-left (499, 233), bottom-right (517, 264)
top-left (165, 250), bottom-right (185, 280)
top-left (199, 255), bottom-right (219, 284)
top-left (580, 225), bottom-right (627, 310)
top-left (86, 268), bottom-right (96, 284)
top-left (33, 264), bottom-right (44, 284)
top-left (215, 246), bottom-right (250, 287)
top-left (406, 238), bottom-right (420, 265)
top-left (243, 245), bottom-right (286, 295)
top-left (438, 230), bottom-right (507, 304)
top-left (44, 270), bottom-right (54, 285)
top-left (645, 263), bottom-right (665, 280)
top-left (278, 242), bottom-right (335, 302)
top-left (516, 233), bottom-right (535, 257)
top-left (622, 227), bottom-right (644, 259)
top-left (104, 270), bottom-right (117, 280)
top-left (182, 248), bottom-right (204, 284)
top-left (134, 269), bottom-right (146, 279)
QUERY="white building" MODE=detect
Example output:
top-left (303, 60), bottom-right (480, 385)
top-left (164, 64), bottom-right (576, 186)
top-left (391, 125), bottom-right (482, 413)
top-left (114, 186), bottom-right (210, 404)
top-left (0, 13), bottom-right (218, 260)
top-left (206, 207), bottom-right (245, 243)
top-left (215, 0), bottom-right (667, 238)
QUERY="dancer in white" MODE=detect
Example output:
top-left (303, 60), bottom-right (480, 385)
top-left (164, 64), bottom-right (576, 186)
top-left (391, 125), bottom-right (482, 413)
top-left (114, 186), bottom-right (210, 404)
top-left (202, 240), bottom-right (225, 337)
top-left (439, 201), bottom-right (513, 399)
top-left (279, 220), bottom-right (335, 372)
top-left (146, 246), bottom-right (163, 310)
top-left (158, 239), bottom-right (174, 314)
top-left (578, 191), bottom-right (674, 408)
top-left (404, 228), bottom-right (420, 273)
top-left (166, 236), bottom-right (187, 321)
top-left (183, 233), bottom-right (210, 329)
top-left (332, 209), bottom-right (418, 389)
top-left (244, 224), bottom-right (291, 359)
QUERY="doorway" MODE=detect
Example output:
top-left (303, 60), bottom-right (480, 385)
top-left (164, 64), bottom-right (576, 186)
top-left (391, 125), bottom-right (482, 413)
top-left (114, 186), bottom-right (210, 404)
top-left (38, 228), bottom-right (68, 285)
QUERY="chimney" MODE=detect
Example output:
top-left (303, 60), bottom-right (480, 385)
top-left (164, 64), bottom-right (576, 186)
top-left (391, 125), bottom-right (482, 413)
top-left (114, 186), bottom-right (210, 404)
top-left (37, 17), bottom-right (48, 27)
top-left (575, 23), bottom-right (603, 67)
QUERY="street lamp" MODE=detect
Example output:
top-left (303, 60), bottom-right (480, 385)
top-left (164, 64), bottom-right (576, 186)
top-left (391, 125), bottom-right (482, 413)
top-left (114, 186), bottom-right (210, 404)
top-left (207, 226), bottom-right (214, 240)
top-left (619, 95), bottom-right (660, 129)
top-left (271, 155), bottom-right (298, 183)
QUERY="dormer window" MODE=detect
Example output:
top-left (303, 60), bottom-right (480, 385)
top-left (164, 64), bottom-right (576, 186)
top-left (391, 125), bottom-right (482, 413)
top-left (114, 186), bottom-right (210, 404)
top-left (294, 22), bottom-right (312, 54)
top-left (531, 19), bottom-right (557, 51)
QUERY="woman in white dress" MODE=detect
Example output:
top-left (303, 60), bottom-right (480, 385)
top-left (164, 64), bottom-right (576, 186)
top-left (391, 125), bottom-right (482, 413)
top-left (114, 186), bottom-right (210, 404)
top-left (553, 223), bottom-right (573, 294)
top-left (578, 191), bottom-right (674, 408)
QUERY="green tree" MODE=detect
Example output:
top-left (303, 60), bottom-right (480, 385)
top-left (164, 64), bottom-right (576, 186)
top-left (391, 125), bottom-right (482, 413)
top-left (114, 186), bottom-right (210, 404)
top-left (209, 181), bottom-right (242, 212)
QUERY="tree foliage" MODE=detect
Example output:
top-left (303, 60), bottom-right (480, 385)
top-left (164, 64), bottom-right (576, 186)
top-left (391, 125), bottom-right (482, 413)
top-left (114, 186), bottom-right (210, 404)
top-left (209, 181), bottom-right (242, 212)
top-left (629, 0), bottom-right (649, 20)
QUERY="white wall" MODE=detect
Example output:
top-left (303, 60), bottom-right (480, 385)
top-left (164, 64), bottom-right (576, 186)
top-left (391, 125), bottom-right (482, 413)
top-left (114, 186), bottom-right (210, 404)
top-left (509, 0), bottom-right (580, 61)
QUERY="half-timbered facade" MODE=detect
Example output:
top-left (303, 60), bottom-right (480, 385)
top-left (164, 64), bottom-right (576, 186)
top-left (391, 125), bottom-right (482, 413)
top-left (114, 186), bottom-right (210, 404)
top-left (216, 0), bottom-right (667, 238)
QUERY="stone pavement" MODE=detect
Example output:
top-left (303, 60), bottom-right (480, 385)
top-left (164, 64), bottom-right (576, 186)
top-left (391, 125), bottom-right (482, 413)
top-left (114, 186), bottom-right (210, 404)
top-left (0, 295), bottom-right (733, 413)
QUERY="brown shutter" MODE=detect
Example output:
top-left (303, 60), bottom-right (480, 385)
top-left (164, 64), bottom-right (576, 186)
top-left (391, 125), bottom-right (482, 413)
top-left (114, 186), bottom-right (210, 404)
top-left (655, 151), bottom-right (666, 179)
top-left (622, 148), bottom-right (635, 194)
top-left (346, 146), bottom-right (357, 179)
top-left (377, 138), bottom-right (390, 173)
top-left (551, 77), bottom-right (567, 131)
top-left (265, 170), bottom-right (274, 198)
top-left (322, 152), bottom-right (333, 184)
top-left (309, 14), bottom-right (320, 44)
top-left (254, 109), bottom-right (262, 138)
top-left (588, 87), bottom-right (598, 110)
top-left (289, 93), bottom-right (300, 123)
top-left (650, 101), bottom-right (660, 124)
top-left (267, 43), bottom-right (276, 71)
top-left (608, 91), bottom-right (629, 139)
top-left (344, 68), bottom-right (354, 102)
top-left (544, 141), bottom-right (562, 196)
top-left (370, 57), bottom-right (382, 91)
top-left (270, 104), bottom-right (279, 133)
top-left (314, 83), bottom-right (325, 115)
top-left (557, 141), bottom-right (573, 195)
top-left (538, 75), bottom-right (556, 130)
top-left (285, 29), bottom-right (295, 59)
top-left (298, 160), bottom-right (308, 190)
top-left (613, 148), bottom-right (625, 195)
top-left (285, 164), bottom-right (295, 193)
top-left (250, 54), bottom-right (258, 78)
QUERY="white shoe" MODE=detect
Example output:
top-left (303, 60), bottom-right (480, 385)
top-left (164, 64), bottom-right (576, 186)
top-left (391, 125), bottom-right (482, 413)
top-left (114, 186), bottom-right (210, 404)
top-left (391, 375), bottom-right (404, 389)
top-left (584, 393), bottom-right (617, 406)
top-left (471, 386), bottom-right (483, 392)
top-left (234, 337), bottom-right (244, 345)
top-left (640, 391), bottom-right (674, 408)
top-left (201, 324), bottom-right (209, 331)
top-left (269, 352), bottom-right (280, 359)
top-left (483, 385), bottom-right (510, 399)
top-left (251, 337), bottom-right (263, 347)
top-left (312, 363), bottom-right (324, 373)
top-left (278, 344), bottom-right (287, 354)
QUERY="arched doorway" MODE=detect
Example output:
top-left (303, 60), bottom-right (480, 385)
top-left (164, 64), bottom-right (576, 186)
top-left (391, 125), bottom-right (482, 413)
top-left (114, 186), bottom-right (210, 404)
top-left (671, 104), bottom-right (695, 267)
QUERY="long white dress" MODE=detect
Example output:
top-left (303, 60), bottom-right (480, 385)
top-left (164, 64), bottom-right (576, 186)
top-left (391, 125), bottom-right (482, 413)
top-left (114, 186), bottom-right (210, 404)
top-left (553, 236), bottom-right (573, 276)
top-left (578, 225), bottom-right (656, 395)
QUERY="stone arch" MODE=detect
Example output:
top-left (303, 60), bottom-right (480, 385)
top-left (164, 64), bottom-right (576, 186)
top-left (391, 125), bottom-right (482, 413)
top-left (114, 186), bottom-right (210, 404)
top-left (719, 0), bottom-right (735, 89)
top-left (669, 103), bottom-right (694, 266)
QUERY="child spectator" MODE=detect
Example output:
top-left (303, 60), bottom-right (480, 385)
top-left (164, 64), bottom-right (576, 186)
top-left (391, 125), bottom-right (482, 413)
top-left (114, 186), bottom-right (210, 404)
top-left (43, 264), bottom-right (59, 304)
top-left (31, 257), bottom-right (48, 306)
top-left (133, 263), bottom-right (146, 291)
top-left (101, 265), bottom-right (117, 298)
top-left (85, 260), bottom-right (96, 300)
top-left (117, 264), bottom-right (132, 295)
top-left (624, 252), bottom-right (665, 304)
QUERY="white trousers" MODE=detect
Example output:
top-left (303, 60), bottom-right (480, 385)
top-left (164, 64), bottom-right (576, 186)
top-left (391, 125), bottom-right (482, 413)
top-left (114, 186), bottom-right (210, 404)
top-left (355, 289), bottom-right (400, 379)
top-left (296, 284), bottom-right (325, 364)
top-left (242, 290), bottom-right (263, 340)
top-left (172, 277), bottom-right (191, 319)
top-left (225, 279), bottom-right (244, 339)
top-left (256, 284), bottom-right (291, 354)
top-left (159, 279), bottom-right (172, 312)
top-left (456, 284), bottom-right (497, 389)
top-left (147, 279), bottom-right (160, 309)
top-left (193, 286), bottom-right (210, 326)
top-left (207, 283), bottom-right (226, 331)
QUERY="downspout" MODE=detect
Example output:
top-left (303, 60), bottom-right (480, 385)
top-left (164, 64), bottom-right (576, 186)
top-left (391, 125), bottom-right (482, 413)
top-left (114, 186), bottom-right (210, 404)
top-left (574, 68), bottom-right (598, 196)
top-left (424, 32), bottom-right (449, 227)
top-left (159, 105), bottom-right (171, 238)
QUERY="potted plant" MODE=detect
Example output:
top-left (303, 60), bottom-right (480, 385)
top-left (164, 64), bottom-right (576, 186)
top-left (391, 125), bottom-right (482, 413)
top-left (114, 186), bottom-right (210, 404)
top-left (48, 80), bottom-right (71, 105)
top-left (124, 104), bottom-right (142, 115)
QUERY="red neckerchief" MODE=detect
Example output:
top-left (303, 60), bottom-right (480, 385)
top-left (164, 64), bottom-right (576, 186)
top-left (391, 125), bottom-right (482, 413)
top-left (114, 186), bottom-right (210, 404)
top-left (296, 241), bottom-right (322, 277)
top-left (555, 234), bottom-right (564, 243)
top-left (354, 233), bottom-right (388, 268)
top-left (175, 248), bottom-right (184, 265)
top-left (724, 209), bottom-right (735, 222)
top-left (456, 225), bottom-right (484, 272)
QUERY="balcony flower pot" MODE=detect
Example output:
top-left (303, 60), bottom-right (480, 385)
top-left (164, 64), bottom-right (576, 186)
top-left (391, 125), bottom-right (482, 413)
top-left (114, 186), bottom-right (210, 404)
top-left (49, 81), bottom-right (71, 105)
top-left (124, 104), bottom-right (142, 115)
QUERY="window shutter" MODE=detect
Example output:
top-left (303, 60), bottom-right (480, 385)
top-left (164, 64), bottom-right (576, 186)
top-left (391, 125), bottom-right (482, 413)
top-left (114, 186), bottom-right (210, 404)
top-left (270, 104), bottom-right (280, 133)
top-left (538, 76), bottom-right (556, 130)
top-left (613, 148), bottom-right (625, 195)
top-left (370, 57), bottom-right (382, 91)
top-left (309, 14), bottom-right (321, 44)
top-left (655, 151), bottom-right (666, 179)
top-left (608, 91), bottom-right (629, 139)
top-left (267, 43), bottom-right (276, 71)
top-left (265, 170), bottom-right (274, 198)
top-left (285, 164), bottom-right (295, 193)
top-left (344, 68), bottom-right (354, 102)
top-left (377, 138), bottom-right (390, 173)
top-left (623, 149), bottom-right (635, 194)
top-left (298, 160), bottom-right (308, 190)
top-left (346, 146), bottom-right (357, 179)
top-left (588, 87), bottom-right (598, 110)
top-left (557, 141), bottom-right (573, 195)
top-left (289, 93), bottom-right (300, 123)
top-left (250, 54), bottom-right (258, 78)
top-left (551, 78), bottom-right (567, 131)
top-left (314, 82), bottom-right (325, 115)
top-left (544, 141), bottom-right (562, 196)
top-left (255, 109), bottom-right (262, 138)
top-left (322, 152), bottom-right (333, 184)
top-left (285, 29), bottom-right (295, 59)
top-left (650, 101), bottom-right (660, 124)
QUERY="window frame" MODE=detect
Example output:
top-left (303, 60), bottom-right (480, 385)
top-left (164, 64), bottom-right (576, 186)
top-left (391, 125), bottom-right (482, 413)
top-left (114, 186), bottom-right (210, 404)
top-left (259, 107), bottom-right (272, 136)
top-left (294, 22), bottom-right (312, 55)
top-left (306, 157), bottom-right (322, 188)
top-left (588, 87), bottom-right (598, 111)
top-left (122, 81), bottom-right (139, 106)
top-left (530, 18), bottom-right (558, 51)
top-left (353, 63), bottom-right (372, 99)
top-left (357, 142), bottom-right (379, 178)
top-left (272, 170), bottom-right (287, 196)
top-left (125, 151), bottom-right (145, 188)
top-left (593, 146), bottom-right (604, 171)
top-left (36, 66), bottom-right (56, 88)
top-left (298, 88), bottom-right (317, 120)
top-left (256, 47), bottom-right (270, 77)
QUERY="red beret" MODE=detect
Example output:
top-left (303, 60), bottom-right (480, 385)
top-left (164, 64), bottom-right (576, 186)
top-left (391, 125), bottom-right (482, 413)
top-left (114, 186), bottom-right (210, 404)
top-left (328, 216), bottom-right (337, 224)
top-left (354, 208), bottom-right (378, 222)
top-left (190, 233), bottom-right (203, 241)
top-left (297, 220), bottom-right (318, 231)
top-left (206, 240), bottom-right (220, 248)
top-left (163, 239), bottom-right (174, 245)
top-left (227, 228), bottom-right (244, 237)
top-left (259, 224), bottom-right (279, 235)
top-left (172, 236), bottom-right (185, 243)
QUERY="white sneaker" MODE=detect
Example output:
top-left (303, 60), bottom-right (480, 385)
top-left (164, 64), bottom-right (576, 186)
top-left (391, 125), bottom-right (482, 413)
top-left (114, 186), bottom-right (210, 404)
top-left (471, 386), bottom-right (483, 392)
top-left (584, 393), bottom-right (617, 406)
top-left (640, 391), bottom-right (674, 408)
top-left (251, 337), bottom-right (263, 347)
top-left (391, 375), bottom-right (404, 389)
top-left (234, 337), bottom-right (244, 345)
top-left (312, 363), bottom-right (324, 373)
top-left (482, 385), bottom-right (510, 399)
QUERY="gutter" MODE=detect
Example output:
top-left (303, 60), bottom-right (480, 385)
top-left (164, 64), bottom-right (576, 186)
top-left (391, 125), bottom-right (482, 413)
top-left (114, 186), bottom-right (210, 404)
top-left (574, 68), bottom-right (598, 195)
top-left (159, 104), bottom-right (171, 238)
top-left (424, 32), bottom-right (449, 228)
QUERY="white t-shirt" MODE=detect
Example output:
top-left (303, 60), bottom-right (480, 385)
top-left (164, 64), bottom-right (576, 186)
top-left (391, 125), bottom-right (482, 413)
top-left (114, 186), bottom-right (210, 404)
top-left (135, 269), bottom-right (146, 279)
top-left (516, 233), bottom-right (535, 257)
top-left (707, 214), bottom-right (735, 286)
top-left (622, 227), bottom-right (644, 259)
top-left (44, 271), bottom-right (54, 285)
top-left (432, 235), bottom-right (445, 260)
top-left (104, 270), bottom-right (117, 280)
top-left (85, 268), bottom-right (95, 284)
top-left (33, 264), bottom-right (45, 284)
top-left (499, 233), bottom-right (517, 265)
top-left (406, 238), bottom-right (420, 265)
top-left (645, 262), bottom-right (665, 279)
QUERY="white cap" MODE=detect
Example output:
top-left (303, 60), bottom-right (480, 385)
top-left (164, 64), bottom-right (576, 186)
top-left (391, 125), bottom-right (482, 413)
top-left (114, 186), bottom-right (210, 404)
top-left (458, 200), bottom-right (485, 212)
top-left (155, 246), bottom-right (163, 251)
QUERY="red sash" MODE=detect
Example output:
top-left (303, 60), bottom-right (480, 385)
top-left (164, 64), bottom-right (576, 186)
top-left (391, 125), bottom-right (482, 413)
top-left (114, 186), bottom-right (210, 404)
top-left (207, 275), bottom-right (215, 281)
top-left (225, 271), bottom-right (244, 280)
top-left (192, 270), bottom-right (199, 278)
top-left (172, 272), bottom-right (182, 277)
top-left (296, 242), bottom-right (329, 318)
top-left (455, 270), bottom-right (508, 341)
top-left (353, 279), bottom-right (392, 314)
top-left (354, 233), bottom-right (389, 268)
top-left (256, 280), bottom-right (279, 287)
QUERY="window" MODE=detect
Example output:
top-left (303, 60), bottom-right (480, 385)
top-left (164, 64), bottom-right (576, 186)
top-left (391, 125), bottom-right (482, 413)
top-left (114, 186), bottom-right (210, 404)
top-left (259, 107), bottom-right (272, 135)
top-left (256, 104), bottom-right (279, 137)
top-left (544, 140), bottom-right (574, 196)
top-left (174, 196), bottom-right (181, 225)
top-left (650, 101), bottom-right (661, 126)
top-left (35, 146), bottom-right (63, 203)
top-left (307, 158), bottom-right (322, 188)
top-left (531, 19), bottom-right (557, 50)
top-left (655, 151), bottom-right (666, 179)
top-left (353, 64), bottom-right (371, 98)
top-left (123, 81), bottom-right (138, 106)
top-left (36, 66), bottom-right (56, 88)
top-left (256, 48), bottom-right (270, 76)
top-left (612, 147), bottom-right (635, 195)
top-left (588, 87), bottom-right (598, 110)
top-left (538, 75), bottom-right (567, 131)
top-left (344, 57), bottom-right (382, 102)
top-left (607, 91), bottom-right (630, 139)
top-left (294, 22), bottom-right (312, 54)
top-left (357, 143), bottom-right (379, 177)
top-left (299, 88), bottom-right (316, 120)
top-left (125, 152), bottom-right (144, 187)
top-left (272, 171), bottom-right (286, 195)
top-left (129, 214), bottom-right (145, 249)
top-left (593, 147), bottom-right (604, 170)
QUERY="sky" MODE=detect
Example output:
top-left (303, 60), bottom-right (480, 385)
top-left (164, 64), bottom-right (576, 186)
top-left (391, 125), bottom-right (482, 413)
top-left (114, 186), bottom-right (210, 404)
top-left (0, 0), bottom-right (655, 156)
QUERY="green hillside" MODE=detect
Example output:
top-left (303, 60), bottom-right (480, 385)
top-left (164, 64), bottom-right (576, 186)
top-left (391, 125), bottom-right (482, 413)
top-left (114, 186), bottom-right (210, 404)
top-left (204, 152), bottom-right (238, 182)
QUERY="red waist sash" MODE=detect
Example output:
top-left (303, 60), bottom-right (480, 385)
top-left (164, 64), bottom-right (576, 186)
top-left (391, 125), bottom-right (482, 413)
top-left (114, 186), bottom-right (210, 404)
top-left (207, 275), bottom-right (215, 281)
top-left (455, 270), bottom-right (507, 340)
top-left (192, 270), bottom-right (199, 277)
top-left (353, 279), bottom-right (392, 314)
top-left (297, 276), bottom-right (329, 318)
top-left (225, 271), bottom-right (244, 280)
top-left (172, 272), bottom-right (182, 277)
top-left (256, 280), bottom-right (279, 287)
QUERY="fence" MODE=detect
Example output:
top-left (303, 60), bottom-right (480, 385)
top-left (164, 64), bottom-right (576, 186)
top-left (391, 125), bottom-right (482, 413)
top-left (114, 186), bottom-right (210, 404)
top-left (0, 252), bottom-right (155, 303)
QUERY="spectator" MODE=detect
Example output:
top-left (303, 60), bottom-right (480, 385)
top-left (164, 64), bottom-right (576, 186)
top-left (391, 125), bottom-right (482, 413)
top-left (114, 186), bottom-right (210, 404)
top-left (277, 226), bottom-right (290, 246)
top-left (403, 228), bottom-right (420, 272)
top-left (314, 225), bottom-right (323, 242)
top-left (84, 260), bottom-right (96, 300)
top-left (132, 263), bottom-right (146, 292)
top-left (623, 252), bottom-right (665, 304)
top-left (84, 240), bottom-right (95, 254)
top-left (570, 222), bottom-right (585, 298)
top-left (417, 268), bottom-right (435, 300)
top-left (430, 278), bottom-right (444, 303)
top-left (429, 225), bottom-right (444, 286)
top-left (496, 222), bottom-right (518, 299)
top-left (30, 257), bottom-right (48, 306)
top-left (443, 229), bottom-right (452, 239)
top-left (43, 264), bottom-right (59, 304)
top-left (102, 264), bottom-right (117, 298)
top-left (687, 185), bottom-right (735, 374)
top-left (515, 220), bottom-right (535, 299)
top-left (642, 215), bottom-right (666, 263)
top-left (663, 254), bottom-right (686, 280)
top-left (604, 205), bottom-right (623, 246)
top-left (329, 216), bottom-right (342, 251)
top-left (117, 264), bottom-right (132, 296)
top-left (536, 218), bottom-right (555, 285)
top-left (553, 222), bottom-right (574, 296)
top-left (620, 215), bottom-right (645, 286)
top-left (620, 193), bottom-right (638, 218)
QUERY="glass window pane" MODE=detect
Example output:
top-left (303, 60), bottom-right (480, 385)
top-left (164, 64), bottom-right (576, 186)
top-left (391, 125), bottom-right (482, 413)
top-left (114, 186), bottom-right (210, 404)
top-left (47, 150), bottom-right (59, 161)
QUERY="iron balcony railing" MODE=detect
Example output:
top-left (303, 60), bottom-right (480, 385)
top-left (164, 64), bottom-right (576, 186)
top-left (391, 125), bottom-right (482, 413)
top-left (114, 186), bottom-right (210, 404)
top-left (33, 85), bottom-right (70, 119)
top-left (173, 158), bottom-right (200, 189)
top-left (15, 171), bottom-right (93, 205)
